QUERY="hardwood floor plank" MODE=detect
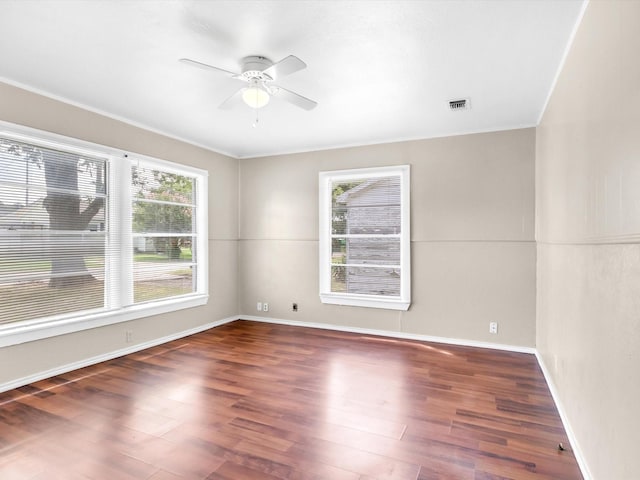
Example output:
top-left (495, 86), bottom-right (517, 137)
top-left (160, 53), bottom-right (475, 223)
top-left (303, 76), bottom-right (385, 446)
top-left (289, 436), bottom-right (422, 480)
top-left (147, 469), bottom-right (185, 480)
top-left (0, 320), bottom-right (582, 479)
top-left (206, 461), bottom-right (283, 480)
top-left (233, 439), bottom-right (362, 480)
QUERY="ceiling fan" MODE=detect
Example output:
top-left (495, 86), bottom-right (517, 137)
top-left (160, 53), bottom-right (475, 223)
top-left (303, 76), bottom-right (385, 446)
top-left (180, 55), bottom-right (318, 111)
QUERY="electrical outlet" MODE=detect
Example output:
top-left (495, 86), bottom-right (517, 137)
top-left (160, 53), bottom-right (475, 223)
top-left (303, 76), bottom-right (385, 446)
top-left (256, 302), bottom-right (262, 312)
top-left (263, 302), bottom-right (269, 312)
top-left (292, 303), bottom-right (298, 312)
top-left (125, 330), bottom-right (133, 343)
top-left (489, 322), bottom-right (498, 334)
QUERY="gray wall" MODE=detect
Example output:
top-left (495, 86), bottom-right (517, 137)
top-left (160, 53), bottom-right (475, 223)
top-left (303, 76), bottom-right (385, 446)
top-left (0, 82), bottom-right (239, 385)
top-left (536, 1), bottom-right (640, 478)
top-left (239, 128), bottom-right (536, 347)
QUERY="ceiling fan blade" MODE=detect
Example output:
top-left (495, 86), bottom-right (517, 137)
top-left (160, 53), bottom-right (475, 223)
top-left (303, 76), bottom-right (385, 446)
top-left (180, 58), bottom-right (239, 77)
top-left (271, 86), bottom-right (317, 110)
top-left (263, 55), bottom-right (307, 80)
top-left (218, 88), bottom-right (245, 110)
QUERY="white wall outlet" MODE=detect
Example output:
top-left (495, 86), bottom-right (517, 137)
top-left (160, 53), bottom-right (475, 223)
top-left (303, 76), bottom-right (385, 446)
top-left (489, 322), bottom-right (498, 334)
top-left (263, 302), bottom-right (269, 312)
top-left (256, 302), bottom-right (262, 312)
top-left (125, 330), bottom-right (133, 343)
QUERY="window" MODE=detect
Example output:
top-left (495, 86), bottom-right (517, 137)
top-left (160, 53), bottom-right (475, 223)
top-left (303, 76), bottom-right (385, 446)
top-left (131, 163), bottom-right (199, 304)
top-left (319, 165), bottom-right (410, 310)
top-left (0, 122), bottom-right (208, 346)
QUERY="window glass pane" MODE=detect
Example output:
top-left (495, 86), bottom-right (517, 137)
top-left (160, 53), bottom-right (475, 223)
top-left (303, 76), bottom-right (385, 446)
top-left (132, 166), bottom-right (195, 236)
top-left (0, 234), bottom-right (105, 324)
top-left (133, 236), bottom-right (195, 303)
top-left (0, 138), bottom-right (107, 197)
top-left (341, 205), bottom-right (402, 234)
top-left (331, 205), bottom-right (348, 235)
top-left (332, 176), bottom-right (401, 234)
top-left (132, 167), bottom-right (194, 204)
top-left (0, 137), bottom-right (107, 325)
top-left (331, 265), bottom-right (401, 297)
top-left (0, 274), bottom-right (104, 325)
top-left (132, 201), bottom-right (194, 234)
top-left (332, 238), bottom-right (400, 266)
top-left (331, 265), bottom-right (347, 293)
top-left (331, 238), bottom-right (347, 265)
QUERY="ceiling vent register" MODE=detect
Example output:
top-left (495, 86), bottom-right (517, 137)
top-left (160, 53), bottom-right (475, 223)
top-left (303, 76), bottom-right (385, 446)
top-left (449, 99), bottom-right (470, 111)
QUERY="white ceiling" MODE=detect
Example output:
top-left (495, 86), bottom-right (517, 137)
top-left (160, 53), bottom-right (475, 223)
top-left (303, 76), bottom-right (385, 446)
top-left (0, 0), bottom-right (585, 159)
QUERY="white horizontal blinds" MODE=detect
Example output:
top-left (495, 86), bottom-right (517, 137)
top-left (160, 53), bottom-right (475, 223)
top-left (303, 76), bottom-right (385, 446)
top-left (0, 137), bottom-right (107, 325)
top-left (331, 175), bottom-right (402, 296)
top-left (131, 164), bottom-right (196, 303)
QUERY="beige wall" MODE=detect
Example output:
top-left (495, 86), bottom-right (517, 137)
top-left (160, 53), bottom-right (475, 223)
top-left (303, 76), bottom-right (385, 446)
top-left (0, 82), bottom-right (239, 385)
top-left (536, 1), bottom-right (640, 478)
top-left (239, 128), bottom-right (536, 347)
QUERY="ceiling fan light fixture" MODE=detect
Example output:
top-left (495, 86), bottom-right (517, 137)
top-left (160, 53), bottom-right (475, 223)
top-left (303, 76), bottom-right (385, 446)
top-left (242, 86), bottom-right (270, 109)
top-left (182, 54), bottom-right (316, 110)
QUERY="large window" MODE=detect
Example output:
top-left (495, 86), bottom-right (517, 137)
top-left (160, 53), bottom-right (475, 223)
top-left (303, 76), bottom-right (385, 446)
top-left (0, 123), bottom-right (208, 346)
top-left (319, 165), bottom-right (410, 310)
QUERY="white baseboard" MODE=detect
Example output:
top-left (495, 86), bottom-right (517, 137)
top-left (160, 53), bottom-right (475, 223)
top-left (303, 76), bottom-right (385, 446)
top-left (0, 315), bottom-right (239, 394)
top-left (535, 351), bottom-right (592, 480)
top-left (241, 315), bottom-right (536, 354)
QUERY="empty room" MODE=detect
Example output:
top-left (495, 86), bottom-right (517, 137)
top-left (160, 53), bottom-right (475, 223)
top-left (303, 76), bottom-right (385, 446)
top-left (0, 1), bottom-right (637, 479)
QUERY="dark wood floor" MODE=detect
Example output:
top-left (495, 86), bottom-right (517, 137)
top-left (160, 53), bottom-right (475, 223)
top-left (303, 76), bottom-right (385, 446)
top-left (0, 320), bottom-right (582, 479)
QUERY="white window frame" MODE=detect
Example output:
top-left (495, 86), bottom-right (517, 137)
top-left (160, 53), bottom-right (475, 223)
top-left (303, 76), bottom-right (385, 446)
top-left (319, 165), bottom-right (410, 310)
top-left (0, 121), bottom-right (208, 347)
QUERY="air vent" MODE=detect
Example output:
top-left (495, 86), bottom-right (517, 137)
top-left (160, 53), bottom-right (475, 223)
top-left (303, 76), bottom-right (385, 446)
top-left (449, 98), bottom-right (470, 111)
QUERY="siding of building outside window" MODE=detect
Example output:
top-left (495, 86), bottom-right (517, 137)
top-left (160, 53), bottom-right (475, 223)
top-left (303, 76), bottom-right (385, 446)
top-left (0, 122), bottom-right (208, 348)
top-left (318, 165), bottom-right (410, 310)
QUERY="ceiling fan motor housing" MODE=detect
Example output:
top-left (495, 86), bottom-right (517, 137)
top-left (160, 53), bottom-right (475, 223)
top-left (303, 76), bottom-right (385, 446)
top-left (241, 56), bottom-right (274, 81)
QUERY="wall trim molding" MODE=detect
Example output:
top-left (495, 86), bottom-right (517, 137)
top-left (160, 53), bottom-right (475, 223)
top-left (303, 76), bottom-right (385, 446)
top-left (0, 315), bottom-right (240, 394)
top-left (537, 232), bottom-right (640, 246)
top-left (240, 315), bottom-right (536, 354)
top-left (535, 351), bottom-right (592, 480)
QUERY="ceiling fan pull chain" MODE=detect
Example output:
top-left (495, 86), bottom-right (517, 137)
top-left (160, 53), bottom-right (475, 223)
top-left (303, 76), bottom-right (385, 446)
top-left (252, 109), bottom-right (259, 128)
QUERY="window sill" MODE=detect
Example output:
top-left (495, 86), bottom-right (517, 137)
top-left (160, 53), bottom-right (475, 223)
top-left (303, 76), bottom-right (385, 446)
top-left (0, 294), bottom-right (209, 348)
top-left (320, 293), bottom-right (410, 311)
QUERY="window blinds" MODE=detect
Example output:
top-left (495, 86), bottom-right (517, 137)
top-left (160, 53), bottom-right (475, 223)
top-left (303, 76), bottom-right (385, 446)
top-left (330, 175), bottom-right (402, 297)
top-left (131, 165), bottom-right (197, 304)
top-left (0, 137), bottom-right (107, 325)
